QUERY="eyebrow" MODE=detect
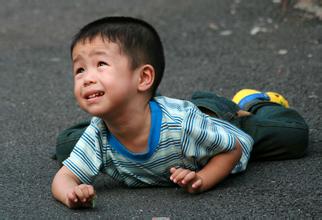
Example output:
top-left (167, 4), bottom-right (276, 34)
top-left (89, 50), bottom-right (109, 57)
top-left (72, 55), bottom-right (82, 64)
top-left (72, 50), bottom-right (109, 63)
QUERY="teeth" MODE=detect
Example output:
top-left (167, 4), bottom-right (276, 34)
top-left (88, 92), bottom-right (104, 99)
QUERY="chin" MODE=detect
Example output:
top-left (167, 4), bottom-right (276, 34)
top-left (79, 106), bottom-right (105, 117)
top-left (87, 110), bottom-right (107, 118)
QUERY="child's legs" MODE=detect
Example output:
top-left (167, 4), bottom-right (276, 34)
top-left (241, 105), bottom-right (309, 160)
top-left (55, 120), bottom-right (90, 163)
top-left (190, 91), bottom-right (241, 126)
top-left (190, 91), bottom-right (309, 160)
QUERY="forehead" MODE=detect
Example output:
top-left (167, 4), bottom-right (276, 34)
top-left (72, 36), bottom-right (123, 59)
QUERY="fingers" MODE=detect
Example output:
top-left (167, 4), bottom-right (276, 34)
top-left (170, 167), bottom-right (197, 185)
top-left (185, 178), bottom-right (203, 194)
top-left (170, 167), bottom-right (177, 174)
top-left (181, 171), bottom-right (197, 184)
top-left (170, 167), bottom-right (192, 184)
top-left (76, 184), bottom-right (96, 202)
top-left (191, 178), bottom-right (202, 189)
top-left (66, 190), bottom-right (78, 203)
top-left (170, 167), bottom-right (203, 193)
top-left (87, 185), bottom-right (95, 199)
top-left (75, 185), bottom-right (88, 202)
top-left (66, 184), bottom-right (96, 208)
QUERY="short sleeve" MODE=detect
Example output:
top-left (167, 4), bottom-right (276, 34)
top-left (181, 107), bottom-right (253, 173)
top-left (63, 118), bottom-right (103, 184)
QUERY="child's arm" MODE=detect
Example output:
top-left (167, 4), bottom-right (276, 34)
top-left (52, 166), bottom-right (96, 208)
top-left (170, 139), bottom-right (242, 193)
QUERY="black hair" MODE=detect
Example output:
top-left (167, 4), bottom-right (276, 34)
top-left (70, 16), bottom-right (165, 97)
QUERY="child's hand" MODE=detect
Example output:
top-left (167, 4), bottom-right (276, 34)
top-left (169, 167), bottom-right (203, 193)
top-left (66, 184), bottom-right (96, 208)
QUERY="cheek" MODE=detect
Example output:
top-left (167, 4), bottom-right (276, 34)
top-left (73, 82), bottom-right (82, 99)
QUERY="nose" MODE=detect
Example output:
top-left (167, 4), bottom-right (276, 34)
top-left (83, 70), bottom-right (97, 87)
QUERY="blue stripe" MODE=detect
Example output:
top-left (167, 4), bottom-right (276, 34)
top-left (73, 147), bottom-right (98, 174)
top-left (116, 153), bottom-right (182, 170)
top-left (158, 139), bottom-right (181, 149)
top-left (195, 116), bottom-right (208, 150)
top-left (238, 93), bottom-right (269, 109)
top-left (161, 108), bottom-right (183, 123)
top-left (82, 132), bottom-right (96, 149)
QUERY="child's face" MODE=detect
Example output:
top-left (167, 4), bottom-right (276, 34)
top-left (72, 36), bottom-right (140, 118)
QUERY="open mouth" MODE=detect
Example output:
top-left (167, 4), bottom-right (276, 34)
top-left (86, 91), bottom-right (105, 100)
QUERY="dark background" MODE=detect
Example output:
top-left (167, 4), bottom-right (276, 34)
top-left (1, 0), bottom-right (321, 219)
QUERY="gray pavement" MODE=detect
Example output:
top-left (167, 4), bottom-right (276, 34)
top-left (1, 0), bottom-right (321, 219)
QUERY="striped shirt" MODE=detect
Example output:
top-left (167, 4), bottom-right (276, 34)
top-left (63, 96), bottom-right (253, 187)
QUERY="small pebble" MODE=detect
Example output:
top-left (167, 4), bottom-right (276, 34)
top-left (278, 49), bottom-right (288, 55)
top-left (220, 30), bottom-right (232, 36)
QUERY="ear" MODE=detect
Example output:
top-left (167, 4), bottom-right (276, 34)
top-left (137, 64), bottom-right (155, 92)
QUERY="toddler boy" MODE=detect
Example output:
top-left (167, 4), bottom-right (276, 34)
top-left (52, 16), bottom-right (308, 209)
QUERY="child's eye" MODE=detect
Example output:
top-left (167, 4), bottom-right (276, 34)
top-left (98, 61), bottom-right (108, 67)
top-left (75, 67), bottom-right (85, 75)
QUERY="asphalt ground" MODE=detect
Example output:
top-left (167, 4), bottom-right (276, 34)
top-left (1, 0), bottom-right (321, 219)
